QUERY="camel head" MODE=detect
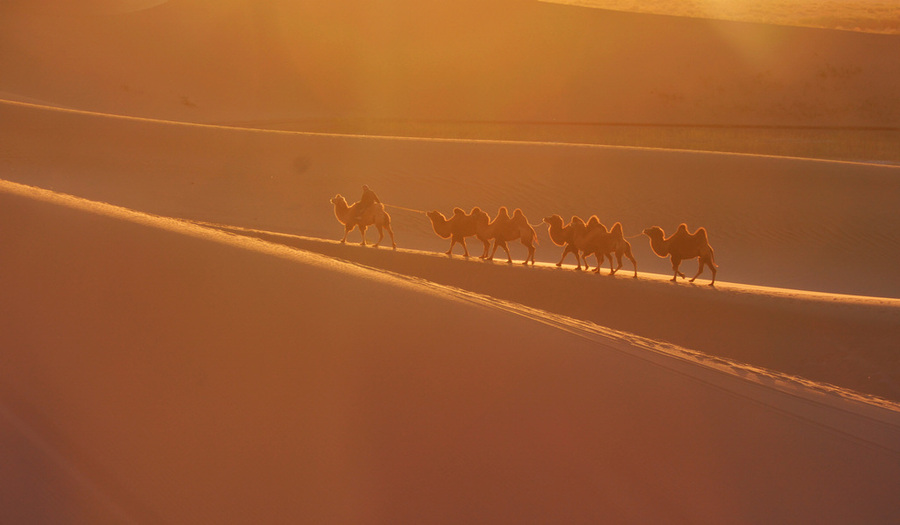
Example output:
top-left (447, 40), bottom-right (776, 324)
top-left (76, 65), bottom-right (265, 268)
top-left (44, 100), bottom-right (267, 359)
top-left (542, 214), bottom-right (563, 227)
top-left (642, 226), bottom-right (664, 239)
top-left (426, 210), bottom-right (443, 222)
top-left (331, 194), bottom-right (347, 206)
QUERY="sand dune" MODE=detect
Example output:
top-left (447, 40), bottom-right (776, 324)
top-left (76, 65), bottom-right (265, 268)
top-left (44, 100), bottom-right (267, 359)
top-left (2, 179), bottom-right (899, 524)
top-left (3, 99), bottom-right (899, 298)
top-left (3, 0), bottom-right (900, 522)
top-left (2, 0), bottom-right (899, 127)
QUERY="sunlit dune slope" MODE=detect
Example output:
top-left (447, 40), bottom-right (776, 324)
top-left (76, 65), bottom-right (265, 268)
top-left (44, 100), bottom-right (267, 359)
top-left (1, 0), bottom-right (898, 127)
top-left (1, 181), bottom-right (899, 524)
top-left (3, 100), bottom-right (899, 298)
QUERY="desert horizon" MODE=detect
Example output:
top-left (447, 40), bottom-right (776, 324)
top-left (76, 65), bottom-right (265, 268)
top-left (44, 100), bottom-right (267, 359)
top-left (2, 1), bottom-right (900, 523)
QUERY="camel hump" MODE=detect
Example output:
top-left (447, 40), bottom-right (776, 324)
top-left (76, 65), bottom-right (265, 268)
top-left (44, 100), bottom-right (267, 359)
top-left (452, 207), bottom-right (465, 216)
top-left (695, 226), bottom-right (709, 243)
top-left (610, 222), bottom-right (623, 237)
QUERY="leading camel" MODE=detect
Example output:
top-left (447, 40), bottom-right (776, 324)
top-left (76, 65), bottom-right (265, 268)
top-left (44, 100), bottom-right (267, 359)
top-left (642, 223), bottom-right (717, 285)
top-left (330, 194), bottom-right (397, 248)
top-left (426, 207), bottom-right (485, 257)
top-left (474, 207), bottom-right (537, 265)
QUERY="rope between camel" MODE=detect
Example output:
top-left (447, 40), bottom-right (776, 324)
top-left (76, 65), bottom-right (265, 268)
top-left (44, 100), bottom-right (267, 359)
top-left (383, 203), bottom-right (428, 214)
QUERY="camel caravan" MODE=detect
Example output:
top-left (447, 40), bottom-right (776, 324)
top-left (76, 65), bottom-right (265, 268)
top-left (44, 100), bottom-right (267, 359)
top-left (427, 206), bottom-right (537, 265)
top-left (330, 187), bottom-right (717, 285)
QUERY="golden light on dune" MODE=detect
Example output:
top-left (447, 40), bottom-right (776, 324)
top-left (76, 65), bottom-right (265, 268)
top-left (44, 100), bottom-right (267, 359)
top-left (542, 0), bottom-right (900, 34)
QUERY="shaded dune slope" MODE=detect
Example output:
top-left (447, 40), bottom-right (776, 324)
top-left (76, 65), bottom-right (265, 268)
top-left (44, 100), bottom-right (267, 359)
top-left (1, 181), bottom-right (899, 524)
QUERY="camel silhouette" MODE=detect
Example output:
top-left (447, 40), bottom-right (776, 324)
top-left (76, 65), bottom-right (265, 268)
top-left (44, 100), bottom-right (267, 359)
top-left (330, 194), bottom-right (396, 249)
top-left (643, 224), bottom-right (716, 285)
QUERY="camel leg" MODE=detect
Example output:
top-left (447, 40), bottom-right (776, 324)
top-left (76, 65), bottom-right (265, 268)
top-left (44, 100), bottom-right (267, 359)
top-left (591, 253), bottom-right (605, 273)
top-left (502, 242), bottom-right (513, 264)
top-left (557, 244), bottom-right (575, 267)
top-left (340, 225), bottom-right (351, 244)
top-left (488, 240), bottom-right (500, 261)
top-left (522, 242), bottom-right (535, 266)
top-left (691, 257), bottom-right (717, 286)
top-left (479, 239), bottom-right (490, 259)
top-left (671, 257), bottom-right (684, 281)
top-left (594, 253), bottom-right (611, 274)
top-left (460, 237), bottom-right (470, 258)
top-left (625, 245), bottom-right (638, 278)
top-left (689, 258), bottom-right (705, 283)
top-left (445, 238), bottom-right (455, 256)
top-left (387, 224), bottom-right (397, 249)
top-left (610, 252), bottom-right (624, 275)
top-left (374, 225), bottom-right (385, 247)
top-left (490, 240), bottom-right (512, 263)
top-left (358, 225), bottom-right (368, 246)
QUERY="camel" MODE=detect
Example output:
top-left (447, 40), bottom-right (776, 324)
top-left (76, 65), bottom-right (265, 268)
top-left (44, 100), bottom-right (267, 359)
top-left (330, 194), bottom-right (396, 249)
top-left (642, 223), bottom-right (717, 285)
top-left (579, 222), bottom-right (638, 277)
top-left (542, 214), bottom-right (582, 269)
top-left (426, 207), bottom-right (484, 257)
top-left (474, 207), bottom-right (537, 265)
top-left (567, 215), bottom-right (609, 270)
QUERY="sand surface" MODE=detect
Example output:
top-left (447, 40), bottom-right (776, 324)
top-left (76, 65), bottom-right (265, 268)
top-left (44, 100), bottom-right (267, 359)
top-left (2, 1), bottom-right (900, 523)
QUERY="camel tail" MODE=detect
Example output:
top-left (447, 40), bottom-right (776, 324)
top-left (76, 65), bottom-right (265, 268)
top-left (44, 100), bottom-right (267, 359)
top-left (696, 227), bottom-right (718, 267)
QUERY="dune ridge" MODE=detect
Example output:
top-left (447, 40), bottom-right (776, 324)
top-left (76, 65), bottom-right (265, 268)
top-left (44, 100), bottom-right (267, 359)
top-left (3, 99), bottom-right (899, 298)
